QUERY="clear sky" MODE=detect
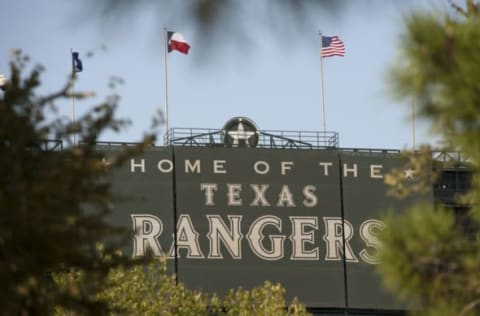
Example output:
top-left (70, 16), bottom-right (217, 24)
top-left (0, 0), bottom-right (444, 149)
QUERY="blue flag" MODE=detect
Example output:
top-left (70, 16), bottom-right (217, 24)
top-left (72, 51), bottom-right (83, 72)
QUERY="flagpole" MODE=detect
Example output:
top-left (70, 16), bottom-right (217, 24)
top-left (70, 48), bottom-right (76, 146)
top-left (319, 31), bottom-right (327, 145)
top-left (163, 27), bottom-right (169, 145)
top-left (411, 97), bottom-right (416, 151)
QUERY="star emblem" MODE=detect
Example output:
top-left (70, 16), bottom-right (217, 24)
top-left (404, 168), bottom-right (416, 179)
top-left (227, 122), bottom-right (256, 145)
top-left (102, 157), bottom-right (111, 166)
top-left (222, 117), bottom-right (260, 148)
top-left (0, 74), bottom-right (7, 87)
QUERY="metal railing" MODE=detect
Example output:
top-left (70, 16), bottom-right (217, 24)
top-left (165, 128), bottom-right (223, 147)
top-left (87, 140), bottom-right (149, 147)
top-left (165, 128), bottom-right (340, 149)
top-left (432, 150), bottom-right (470, 165)
top-left (339, 147), bottom-right (400, 155)
top-left (32, 140), bottom-right (63, 152)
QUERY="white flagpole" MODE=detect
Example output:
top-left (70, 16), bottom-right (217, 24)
top-left (163, 27), bottom-right (170, 144)
top-left (70, 48), bottom-right (76, 146)
top-left (319, 31), bottom-right (327, 145)
top-left (411, 97), bottom-right (416, 151)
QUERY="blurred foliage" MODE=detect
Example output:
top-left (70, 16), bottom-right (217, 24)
top-left (385, 145), bottom-right (438, 199)
top-left (389, 0), bottom-right (480, 162)
top-left (89, 0), bottom-right (345, 31)
top-left (82, 0), bottom-right (350, 55)
top-left (378, 1), bottom-right (480, 315)
top-left (378, 204), bottom-right (480, 316)
top-left (54, 258), bottom-right (310, 316)
top-left (0, 51), bottom-right (155, 315)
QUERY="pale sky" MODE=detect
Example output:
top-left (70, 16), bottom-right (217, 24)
top-left (0, 0), bottom-right (445, 149)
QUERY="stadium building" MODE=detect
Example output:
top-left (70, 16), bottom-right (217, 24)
top-left (96, 117), bottom-right (470, 316)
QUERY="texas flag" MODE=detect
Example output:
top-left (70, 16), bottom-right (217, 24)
top-left (167, 31), bottom-right (191, 54)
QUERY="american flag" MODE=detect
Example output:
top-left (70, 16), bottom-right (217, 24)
top-left (321, 36), bottom-right (345, 58)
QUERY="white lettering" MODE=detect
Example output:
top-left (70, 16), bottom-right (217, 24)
top-left (254, 161), bottom-right (270, 175)
top-left (343, 163), bottom-right (358, 178)
top-left (185, 160), bottom-right (201, 173)
top-left (250, 184), bottom-right (271, 206)
top-left (302, 185), bottom-right (318, 208)
top-left (157, 159), bottom-right (173, 173)
top-left (277, 185), bottom-right (296, 207)
top-left (200, 183), bottom-right (218, 206)
top-left (289, 217), bottom-right (319, 260)
top-left (131, 213), bottom-right (385, 264)
top-left (323, 217), bottom-right (358, 262)
top-left (319, 162), bottom-right (333, 176)
top-left (213, 160), bottom-right (227, 174)
top-left (227, 184), bottom-right (242, 206)
top-left (370, 165), bottom-right (383, 179)
top-left (131, 214), bottom-right (164, 257)
top-left (130, 159), bottom-right (145, 173)
top-left (359, 219), bottom-right (385, 264)
top-left (207, 215), bottom-right (243, 259)
top-left (281, 161), bottom-right (294, 175)
top-left (247, 215), bottom-right (285, 260)
top-left (169, 214), bottom-right (204, 258)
